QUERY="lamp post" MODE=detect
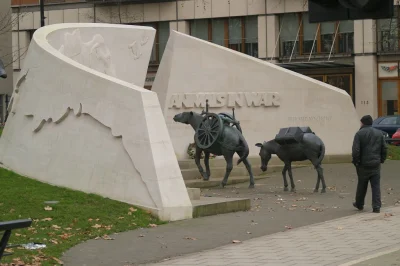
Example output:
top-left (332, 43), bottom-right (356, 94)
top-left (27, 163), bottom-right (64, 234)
top-left (40, 0), bottom-right (45, 27)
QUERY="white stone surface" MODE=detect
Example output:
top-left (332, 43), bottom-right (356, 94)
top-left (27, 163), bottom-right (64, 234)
top-left (152, 31), bottom-right (360, 160)
top-left (0, 23), bottom-right (192, 222)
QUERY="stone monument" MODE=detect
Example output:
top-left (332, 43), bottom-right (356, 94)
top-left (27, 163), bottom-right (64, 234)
top-left (152, 31), bottom-right (360, 160)
top-left (0, 23), bottom-right (192, 222)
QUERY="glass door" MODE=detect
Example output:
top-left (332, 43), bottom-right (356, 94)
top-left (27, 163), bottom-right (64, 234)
top-left (379, 80), bottom-right (400, 116)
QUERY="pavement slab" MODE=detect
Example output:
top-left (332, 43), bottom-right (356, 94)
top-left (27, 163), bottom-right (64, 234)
top-left (61, 161), bottom-right (400, 266)
top-left (144, 205), bottom-right (400, 266)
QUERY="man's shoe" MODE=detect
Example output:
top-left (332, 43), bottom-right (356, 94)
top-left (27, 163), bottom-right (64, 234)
top-left (373, 208), bottom-right (380, 213)
top-left (353, 202), bottom-right (363, 210)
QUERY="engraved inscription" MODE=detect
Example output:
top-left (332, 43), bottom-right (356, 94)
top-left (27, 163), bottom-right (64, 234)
top-left (168, 92), bottom-right (280, 109)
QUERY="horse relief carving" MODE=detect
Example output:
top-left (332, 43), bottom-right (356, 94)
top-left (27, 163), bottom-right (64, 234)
top-left (58, 29), bottom-right (117, 77)
top-left (128, 41), bottom-right (142, 60)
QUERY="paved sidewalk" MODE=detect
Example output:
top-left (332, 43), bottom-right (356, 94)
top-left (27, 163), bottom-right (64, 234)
top-left (144, 205), bottom-right (400, 266)
top-left (62, 162), bottom-right (400, 265)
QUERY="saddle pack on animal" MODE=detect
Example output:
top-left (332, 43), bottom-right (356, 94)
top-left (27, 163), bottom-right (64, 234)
top-left (274, 126), bottom-right (314, 145)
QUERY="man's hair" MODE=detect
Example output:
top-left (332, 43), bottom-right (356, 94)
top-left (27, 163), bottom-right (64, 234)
top-left (360, 115), bottom-right (373, 126)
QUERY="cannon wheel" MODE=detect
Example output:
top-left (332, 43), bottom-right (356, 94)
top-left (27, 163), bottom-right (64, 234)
top-left (218, 112), bottom-right (242, 133)
top-left (195, 113), bottom-right (224, 149)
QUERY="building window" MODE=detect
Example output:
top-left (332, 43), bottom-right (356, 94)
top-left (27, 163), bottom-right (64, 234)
top-left (189, 16), bottom-right (258, 58)
top-left (280, 13), bottom-right (300, 57)
top-left (377, 6), bottom-right (400, 53)
top-left (379, 80), bottom-right (399, 116)
top-left (245, 16), bottom-right (258, 57)
top-left (309, 74), bottom-right (354, 103)
top-left (279, 12), bottom-right (354, 58)
top-left (134, 22), bottom-right (170, 64)
top-left (190, 19), bottom-right (210, 41)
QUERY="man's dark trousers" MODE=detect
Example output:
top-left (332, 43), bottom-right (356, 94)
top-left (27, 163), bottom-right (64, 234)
top-left (355, 165), bottom-right (381, 209)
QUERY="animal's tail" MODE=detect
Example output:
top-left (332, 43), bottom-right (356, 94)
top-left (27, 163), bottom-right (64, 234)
top-left (315, 141), bottom-right (325, 168)
top-left (237, 132), bottom-right (249, 166)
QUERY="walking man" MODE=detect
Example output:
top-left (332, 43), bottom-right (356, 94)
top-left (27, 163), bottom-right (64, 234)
top-left (352, 115), bottom-right (387, 213)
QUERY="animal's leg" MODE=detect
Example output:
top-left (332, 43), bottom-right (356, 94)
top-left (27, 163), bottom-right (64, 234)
top-left (204, 151), bottom-right (211, 181)
top-left (194, 146), bottom-right (207, 180)
top-left (287, 163), bottom-right (296, 192)
top-left (317, 164), bottom-right (326, 193)
top-left (237, 150), bottom-right (254, 188)
top-left (220, 152), bottom-right (234, 188)
top-left (282, 165), bottom-right (289, 192)
top-left (314, 175), bottom-right (321, 192)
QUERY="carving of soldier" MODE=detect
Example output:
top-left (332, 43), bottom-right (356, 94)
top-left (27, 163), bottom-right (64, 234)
top-left (352, 115), bottom-right (387, 213)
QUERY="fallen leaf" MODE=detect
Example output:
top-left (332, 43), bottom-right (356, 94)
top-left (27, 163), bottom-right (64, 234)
top-left (384, 213), bottom-right (394, 218)
top-left (64, 227), bottom-right (72, 231)
top-left (285, 226), bottom-right (292, 229)
top-left (41, 217), bottom-right (53, 222)
top-left (94, 236), bottom-right (101, 240)
top-left (88, 218), bottom-right (93, 222)
top-left (184, 236), bottom-right (197, 240)
top-left (129, 207), bottom-right (137, 212)
top-left (52, 257), bottom-right (64, 264)
top-left (52, 225), bottom-right (61, 229)
top-left (232, 240), bottom-right (241, 243)
top-left (102, 235), bottom-right (115, 240)
top-left (59, 233), bottom-right (72, 240)
top-left (50, 239), bottom-right (58, 244)
top-left (92, 224), bottom-right (102, 229)
top-left (44, 206), bottom-right (53, 211)
top-left (118, 217), bottom-right (125, 220)
top-left (246, 231), bottom-right (252, 234)
top-left (95, 218), bottom-right (100, 221)
top-left (337, 226), bottom-right (343, 230)
top-left (15, 233), bottom-right (21, 237)
top-left (149, 224), bottom-right (157, 228)
top-left (291, 204), bottom-right (297, 207)
top-left (139, 234), bottom-right (145, 237)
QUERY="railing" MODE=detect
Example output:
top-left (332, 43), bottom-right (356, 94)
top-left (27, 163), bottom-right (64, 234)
top-left (280, 32), bottom-right (354, 58)
top-left (377, 30), bottom-right (400, 53)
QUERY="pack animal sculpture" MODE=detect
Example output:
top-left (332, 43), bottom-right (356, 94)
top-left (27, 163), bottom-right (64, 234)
top-left (173, 101), bottom-right (255, 188)
top-left (255, 127), bottom-right (326, 193)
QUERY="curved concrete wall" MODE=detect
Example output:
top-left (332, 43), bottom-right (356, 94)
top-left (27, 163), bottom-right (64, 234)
top-left (152, 31), bottom-right (360, 159)
top-left (0, 24), bottom-right (192, 221)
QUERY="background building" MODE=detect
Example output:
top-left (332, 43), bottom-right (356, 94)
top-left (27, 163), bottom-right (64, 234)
top-left (10, 0), bottom-right (400, 119)
top-left (0, 0), bottom-right (13, 123)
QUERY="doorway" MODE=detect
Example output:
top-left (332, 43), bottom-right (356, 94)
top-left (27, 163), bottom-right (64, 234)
top-left (378, 80), bottom-right (400, 116)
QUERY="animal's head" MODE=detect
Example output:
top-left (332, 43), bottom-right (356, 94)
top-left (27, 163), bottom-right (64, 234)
top-left (255, 142), bottom-right (271, 172)
top-left (173, 112), bottom-right (193, 124)
top-left (0, 59), bottom-right (7, 79)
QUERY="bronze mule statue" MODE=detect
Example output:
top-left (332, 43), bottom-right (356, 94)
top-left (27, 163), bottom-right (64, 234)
top-left (255, 127), bottom-right (326, 193)
top-left (173, 106), bottom-right (255, 188)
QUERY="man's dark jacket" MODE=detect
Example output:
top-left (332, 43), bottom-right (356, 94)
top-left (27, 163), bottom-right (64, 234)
top-left (352, 125), bottom-right (387, 168)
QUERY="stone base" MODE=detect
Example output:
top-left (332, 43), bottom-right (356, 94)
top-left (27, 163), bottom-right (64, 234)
top-left (192, 196), bottom-right (251, 218)
top-left (185, 175), bottom-right (269, 189)
top-left (187, 188), bottom-right (200, 200)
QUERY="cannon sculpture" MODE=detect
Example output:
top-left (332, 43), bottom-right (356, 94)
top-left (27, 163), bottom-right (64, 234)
top-left (173, 100), bottom-right (255, 188)
top-left (255, 126), bottom-right (327, 193)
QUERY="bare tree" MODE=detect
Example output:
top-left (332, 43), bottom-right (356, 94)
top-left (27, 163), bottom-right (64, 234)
top-left (0, 8), bottom-right (30, 69)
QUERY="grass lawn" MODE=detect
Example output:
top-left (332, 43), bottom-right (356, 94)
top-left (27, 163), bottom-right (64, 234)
top-left (0, 168), bottom-right (163, 266)
top-left (388, 144), bottom-right (400, 160)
